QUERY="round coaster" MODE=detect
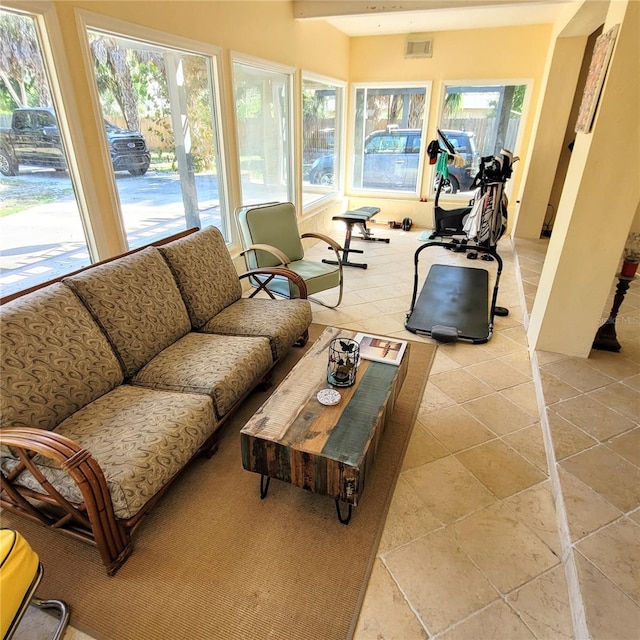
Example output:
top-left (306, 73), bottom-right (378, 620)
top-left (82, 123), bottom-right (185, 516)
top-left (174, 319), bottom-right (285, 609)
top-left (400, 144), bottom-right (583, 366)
top-left (317, 388), bottom-right (341, 406)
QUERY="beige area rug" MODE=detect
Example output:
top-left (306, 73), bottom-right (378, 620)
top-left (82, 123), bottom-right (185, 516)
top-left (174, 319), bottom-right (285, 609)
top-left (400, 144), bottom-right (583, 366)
top-left (3, 325), bottom-right (436, 640)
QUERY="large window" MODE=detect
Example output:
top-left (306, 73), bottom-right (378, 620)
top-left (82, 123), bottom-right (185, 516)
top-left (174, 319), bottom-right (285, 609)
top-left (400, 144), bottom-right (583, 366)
top-left (0, 8), bottom-right (92, 298)
top-left (85, 27), bottom-right (229, 246)
top-left (233, 58), bottom-right (293, 207)
top-left (436, 82), bottom-right (529, 197)
top-left (302, 74), bottom-right (344, 208)
top-left (351, 84), bottom-right (429, 195)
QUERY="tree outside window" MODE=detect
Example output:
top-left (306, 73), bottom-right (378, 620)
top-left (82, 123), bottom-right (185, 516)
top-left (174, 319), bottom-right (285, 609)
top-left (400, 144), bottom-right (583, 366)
top-left (437, 83), bottom-right (527, 196)
top-left (86, 29), bottom-right (229, 245)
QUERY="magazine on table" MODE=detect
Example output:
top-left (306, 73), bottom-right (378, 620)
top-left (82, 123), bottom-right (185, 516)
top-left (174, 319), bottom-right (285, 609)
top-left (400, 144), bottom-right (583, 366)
top-left (354, 333), bottom-right (407, 366)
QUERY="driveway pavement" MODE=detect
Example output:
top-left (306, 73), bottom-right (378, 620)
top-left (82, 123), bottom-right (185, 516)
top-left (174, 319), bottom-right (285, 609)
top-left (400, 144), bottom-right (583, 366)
top-left (0, 169), bottom-right (222, 296)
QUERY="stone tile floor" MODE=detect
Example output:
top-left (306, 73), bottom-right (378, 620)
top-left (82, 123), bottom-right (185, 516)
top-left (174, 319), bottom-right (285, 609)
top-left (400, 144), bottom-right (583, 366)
top-left (340, 231), bottom-right (639, 640)
top-left (15, 226), bottom-right (639, 639)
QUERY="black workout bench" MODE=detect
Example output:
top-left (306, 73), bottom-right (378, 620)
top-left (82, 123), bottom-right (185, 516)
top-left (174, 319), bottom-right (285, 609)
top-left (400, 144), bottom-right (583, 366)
top-left (323, 206), bottom-right (388, 269)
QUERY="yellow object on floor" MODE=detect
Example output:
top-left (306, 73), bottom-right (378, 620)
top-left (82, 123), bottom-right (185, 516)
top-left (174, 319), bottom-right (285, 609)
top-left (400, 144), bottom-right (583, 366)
top-left (0, 528), bottom-right (69, 640)
top-left (0, 528), bottom-right (40, 638)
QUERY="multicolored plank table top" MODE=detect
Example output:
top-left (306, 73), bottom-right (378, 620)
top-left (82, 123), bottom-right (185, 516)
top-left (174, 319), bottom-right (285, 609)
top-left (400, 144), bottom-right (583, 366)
top-left (240, 326), bottom-right (409, 523)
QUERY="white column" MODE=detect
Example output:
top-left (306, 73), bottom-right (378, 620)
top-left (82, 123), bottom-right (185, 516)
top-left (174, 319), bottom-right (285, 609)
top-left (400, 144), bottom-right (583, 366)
top-left (528, 0), bottom-right (640, 357)
top-left (512, 36), bottom-right (586, 239)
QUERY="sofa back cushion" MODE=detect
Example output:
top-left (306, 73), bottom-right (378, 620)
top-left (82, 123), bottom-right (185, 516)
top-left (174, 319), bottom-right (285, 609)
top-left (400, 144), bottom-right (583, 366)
top-left (0, 283), bottom-right (123, 430)
top-left (64, 247), bottom-right (191, 379)
top-left (159, 226), bottom-right (242, 329)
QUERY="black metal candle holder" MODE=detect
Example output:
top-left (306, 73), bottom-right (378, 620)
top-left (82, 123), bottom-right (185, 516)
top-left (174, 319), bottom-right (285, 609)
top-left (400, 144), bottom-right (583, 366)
top-left (327, 338), bottom-right (359, 387)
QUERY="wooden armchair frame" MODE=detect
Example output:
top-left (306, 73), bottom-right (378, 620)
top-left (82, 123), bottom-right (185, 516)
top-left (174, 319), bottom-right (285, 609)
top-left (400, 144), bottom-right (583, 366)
top-left (0, 228), bottom-right (309, 574)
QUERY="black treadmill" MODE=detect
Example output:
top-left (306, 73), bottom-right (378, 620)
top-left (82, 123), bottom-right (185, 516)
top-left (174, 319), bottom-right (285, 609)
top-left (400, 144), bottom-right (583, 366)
top-left (405, 241), bottom-right (507, 344)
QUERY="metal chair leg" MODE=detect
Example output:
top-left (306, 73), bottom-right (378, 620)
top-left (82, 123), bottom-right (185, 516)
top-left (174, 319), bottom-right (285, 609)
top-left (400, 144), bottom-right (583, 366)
top-left (31, 598), bottom-right (70, 640)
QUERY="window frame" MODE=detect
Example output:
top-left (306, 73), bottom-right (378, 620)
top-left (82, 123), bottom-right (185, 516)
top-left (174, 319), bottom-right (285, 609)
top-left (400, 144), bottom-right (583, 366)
top-left (348, 81), bottom-right (431, 198)
top-left (75, 10), bottom-right (232, 243)
top-left (231, 51), bottom-right (297, 209)
top-left (231, 52), bottom-right (295, 215)
top-left (300, 71), bottom-right (346, 212)
top-left (434, 78), bottom-right (533, 201)
top-left (2, 1), bottom-right (107, 262)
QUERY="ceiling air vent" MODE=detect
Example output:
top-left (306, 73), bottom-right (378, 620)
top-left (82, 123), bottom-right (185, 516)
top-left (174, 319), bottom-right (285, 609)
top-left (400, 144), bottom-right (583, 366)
top-left (405, 38), bottom-right (433, 59)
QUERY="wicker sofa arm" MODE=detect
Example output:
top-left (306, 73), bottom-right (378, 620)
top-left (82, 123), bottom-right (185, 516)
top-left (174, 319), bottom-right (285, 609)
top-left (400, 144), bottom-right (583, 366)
top-left (0, 427), bottom-right (131, 575)
top-left (239, 267), bottom-right (308, 300)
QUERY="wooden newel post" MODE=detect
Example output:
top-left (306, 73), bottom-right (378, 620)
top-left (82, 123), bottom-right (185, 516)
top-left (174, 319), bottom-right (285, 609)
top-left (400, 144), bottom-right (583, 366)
top-left (592, 274), bottom-right (634, 352)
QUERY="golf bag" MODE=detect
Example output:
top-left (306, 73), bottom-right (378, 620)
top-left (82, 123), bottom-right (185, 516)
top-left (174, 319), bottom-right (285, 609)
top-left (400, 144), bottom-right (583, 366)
top-left (429, 131), bottom-right (517, 245)
top-left (462, 149), bottom-right (515, 249)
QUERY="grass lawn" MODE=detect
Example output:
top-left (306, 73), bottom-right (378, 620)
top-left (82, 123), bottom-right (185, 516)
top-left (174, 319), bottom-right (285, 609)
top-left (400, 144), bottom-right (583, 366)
top-left (0, 173), bottom-right (74, 217)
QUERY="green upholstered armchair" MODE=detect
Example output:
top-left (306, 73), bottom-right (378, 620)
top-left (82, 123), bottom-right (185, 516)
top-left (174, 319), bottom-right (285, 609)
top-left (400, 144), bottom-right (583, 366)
top-left (236, 202), bottom-right (344, 308)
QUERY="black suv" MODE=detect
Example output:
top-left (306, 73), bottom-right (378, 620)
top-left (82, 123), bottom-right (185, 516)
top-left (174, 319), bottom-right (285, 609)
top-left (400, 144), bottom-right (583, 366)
top-left (307, 127), bottom-right (479, 193)
top-left (0, 107), bottom-right (151, 176)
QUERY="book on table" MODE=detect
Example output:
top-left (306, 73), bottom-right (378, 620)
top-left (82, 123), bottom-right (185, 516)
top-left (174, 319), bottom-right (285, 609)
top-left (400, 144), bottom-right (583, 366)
top-left (354, 332), bottom-right (407, 366)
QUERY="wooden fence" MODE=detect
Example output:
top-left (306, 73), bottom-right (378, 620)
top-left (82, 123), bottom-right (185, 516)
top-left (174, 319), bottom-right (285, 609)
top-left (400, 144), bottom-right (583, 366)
top-left (1, 112), bottom-right (521, 158)
top-left (107, 115), bottom-right (173, 152)
top-left (442, 116), bottom-right (520, 155)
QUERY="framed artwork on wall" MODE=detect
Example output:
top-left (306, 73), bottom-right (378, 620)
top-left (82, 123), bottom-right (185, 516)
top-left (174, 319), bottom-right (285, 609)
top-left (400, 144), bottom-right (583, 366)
top-left (575, 24), bottom-right (619, 134)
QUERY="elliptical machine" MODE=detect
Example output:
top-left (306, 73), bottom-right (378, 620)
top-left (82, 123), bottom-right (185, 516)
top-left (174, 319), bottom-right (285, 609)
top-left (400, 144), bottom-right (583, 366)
top-left (428, 129), bottom-right (475, 239)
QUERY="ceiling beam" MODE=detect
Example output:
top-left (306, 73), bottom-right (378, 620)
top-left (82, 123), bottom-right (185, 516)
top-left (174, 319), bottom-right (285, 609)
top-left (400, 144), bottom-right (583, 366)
top-left (293, 0), bottom-right (566, 20)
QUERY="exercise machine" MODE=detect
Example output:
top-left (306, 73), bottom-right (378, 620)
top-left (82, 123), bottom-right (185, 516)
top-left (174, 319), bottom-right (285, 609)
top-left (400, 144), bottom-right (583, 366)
top-left (323, 206), bottom-right (387, 269)
top-left (428, 129), bottom-right (474, 239)
top-left (405, 147), bottom-right (517, 343)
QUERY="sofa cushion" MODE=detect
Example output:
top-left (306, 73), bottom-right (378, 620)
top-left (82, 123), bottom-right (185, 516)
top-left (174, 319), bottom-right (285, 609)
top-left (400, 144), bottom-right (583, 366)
top-left (260, 258), bottom-right (340, 298)
top-left (131, 333), bottom-right (272, 419)
top-left (64, 247), bottom-right (191, 379)
top-left (201, 298), bottom-right (312, 360)
top-left (0, 283), bottom-right (123, 431)
top-left (159, 226), bottom-right (242, 329)
top-left (0, 385), bottom-right (215, 520)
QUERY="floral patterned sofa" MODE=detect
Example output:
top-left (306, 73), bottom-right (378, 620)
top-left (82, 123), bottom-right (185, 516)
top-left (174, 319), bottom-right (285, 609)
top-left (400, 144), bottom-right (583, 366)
top-left (0, 226), bottom-right (311, 575)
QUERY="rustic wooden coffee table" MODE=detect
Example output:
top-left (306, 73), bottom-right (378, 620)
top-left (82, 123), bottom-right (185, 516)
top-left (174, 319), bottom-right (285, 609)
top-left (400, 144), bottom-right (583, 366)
top-left (240, 326), bottom-right (409, 523)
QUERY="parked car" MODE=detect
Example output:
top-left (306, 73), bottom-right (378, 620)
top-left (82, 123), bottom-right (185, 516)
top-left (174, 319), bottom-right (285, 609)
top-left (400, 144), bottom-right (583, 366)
top-left (0, 107), bottom-right (151, 177)
top-left (308, 154), bottom-right (335, 186)
top-left (307, 127), bottom-right (479, 193)
top-left (358, 128), bottom-right (422, 190)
